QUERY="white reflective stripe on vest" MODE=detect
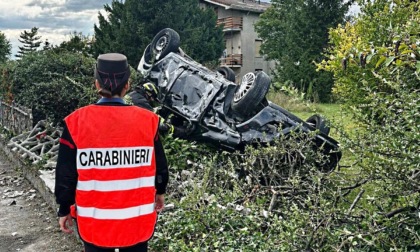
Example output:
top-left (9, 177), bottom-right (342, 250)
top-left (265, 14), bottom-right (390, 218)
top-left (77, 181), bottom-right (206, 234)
top-left (77, 176), bottom-right (155, 192)
top-left (77, 203), bottom-right (155, 220)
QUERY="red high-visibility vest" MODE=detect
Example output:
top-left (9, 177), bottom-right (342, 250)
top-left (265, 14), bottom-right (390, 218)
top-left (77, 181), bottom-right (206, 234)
top-left (65, 104), bottom-right (159, 248)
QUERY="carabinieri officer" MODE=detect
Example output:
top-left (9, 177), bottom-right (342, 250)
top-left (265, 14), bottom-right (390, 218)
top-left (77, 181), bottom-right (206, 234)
top-left (55, 53), bottom-right (169, 252)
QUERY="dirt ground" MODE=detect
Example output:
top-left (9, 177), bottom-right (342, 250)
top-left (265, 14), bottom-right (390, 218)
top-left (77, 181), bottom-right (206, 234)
top-left (0, 154), bottom-right (83, 252)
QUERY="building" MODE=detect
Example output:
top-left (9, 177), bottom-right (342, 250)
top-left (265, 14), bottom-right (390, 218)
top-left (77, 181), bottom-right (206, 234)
top-left (200, 0), bottom-right (275, 80)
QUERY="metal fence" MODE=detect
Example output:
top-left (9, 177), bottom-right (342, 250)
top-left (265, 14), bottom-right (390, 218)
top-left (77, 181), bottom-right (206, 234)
top-left (0, 99), bottom-right (33, 135)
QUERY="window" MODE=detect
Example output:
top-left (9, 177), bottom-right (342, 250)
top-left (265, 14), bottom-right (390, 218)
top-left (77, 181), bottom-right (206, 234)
top-left (255, 39), bottom-right (262, 57)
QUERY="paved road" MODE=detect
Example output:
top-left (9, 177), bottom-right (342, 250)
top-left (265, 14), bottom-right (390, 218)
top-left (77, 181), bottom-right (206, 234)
top-left (0, 153), bottom-right (82, 252)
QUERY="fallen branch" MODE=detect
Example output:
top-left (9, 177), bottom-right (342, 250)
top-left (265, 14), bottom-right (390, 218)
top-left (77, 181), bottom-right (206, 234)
top-left (410, 170), bottom-right (420, 180)
top-left (306, 221), bottom-right (323, 250)
top-left (64, 75), bottom-right (84, 89)
top-left (268, 191), bottom-right (277, 212)
top-left (342, 178), bottom-right (370, 191)
top-left (385, 206), bottom-right (417, 218)
top-left (347, 189), bottom-right (365, 214)
top-left (373, 217), bottom-right (410, 234)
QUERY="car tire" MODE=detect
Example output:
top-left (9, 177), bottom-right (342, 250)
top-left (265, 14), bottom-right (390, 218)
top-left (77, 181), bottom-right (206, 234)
top-left (151, 28), bottom-right (180, 61)
top-left (217, 66), bottom-right (236, 82)
top-left (137, 44), bottom-right (153, 75)
top-left (231, 71), bottom-right (271, 115)
top-left (306, 114), bottom-right (330, 136)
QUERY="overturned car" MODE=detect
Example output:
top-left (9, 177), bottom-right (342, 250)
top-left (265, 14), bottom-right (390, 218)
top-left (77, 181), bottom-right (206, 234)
top-left (138, 28), bottom-right (341, 171)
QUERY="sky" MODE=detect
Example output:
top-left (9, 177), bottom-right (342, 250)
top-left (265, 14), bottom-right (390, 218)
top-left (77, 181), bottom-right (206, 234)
top-left (0, 0), bottom-right (113, 57)
top-left (0, 0), bottom-right (359, 59)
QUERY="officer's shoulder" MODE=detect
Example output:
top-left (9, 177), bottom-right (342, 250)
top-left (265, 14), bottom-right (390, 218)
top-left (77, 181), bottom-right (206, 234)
top-left (130, 105), bottom-right (156, 115)
top-left (66, 105), bottom-right (93, 117)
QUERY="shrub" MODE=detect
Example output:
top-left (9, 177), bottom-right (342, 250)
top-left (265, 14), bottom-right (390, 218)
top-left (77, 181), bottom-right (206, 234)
top-left (155, 123), bottom-right (419, 250)
top-left (318, 0), bottom-right (420, 249)
top-left (267, 85), bottom-right (315, 113)
top-left (5, 50), bottom-right (97, 125)
top-left (0, 60), bottom-right (16, 103)
top-left (151, 132), bottom-right (360, 251)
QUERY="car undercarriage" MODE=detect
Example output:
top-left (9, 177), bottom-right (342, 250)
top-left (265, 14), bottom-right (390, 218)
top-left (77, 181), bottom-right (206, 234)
top-left (137, 28), bottom-right (342, 171)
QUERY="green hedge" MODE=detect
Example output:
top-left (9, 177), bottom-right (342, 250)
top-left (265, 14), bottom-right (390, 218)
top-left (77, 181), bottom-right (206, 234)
top-left (1, 50), bottom-right (97, 125)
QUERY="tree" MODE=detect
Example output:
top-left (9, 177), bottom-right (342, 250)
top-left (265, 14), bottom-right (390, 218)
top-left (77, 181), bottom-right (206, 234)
top-left (255, 0), bottom-right (353, 102)
top-left (16, 27), bottom-right (42, 58)
top-left (56, 31), bottom-right (94, 56)
top-left (8, 50), bottom-right (97, 125)
top-left (318, 0), bottom-right (420, 249)
top-left (93, 0), bottom-right (224, 67)
top-left (0, 31), bottom-right (11, 63)
top-left (42, 39), bottom-right (52, 51)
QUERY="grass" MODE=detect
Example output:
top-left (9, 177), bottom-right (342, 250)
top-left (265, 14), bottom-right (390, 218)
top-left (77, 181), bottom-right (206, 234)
top-left (267, 91), bottom-right (358, 134)
top-left (267, 91), bottom-right (361, 170)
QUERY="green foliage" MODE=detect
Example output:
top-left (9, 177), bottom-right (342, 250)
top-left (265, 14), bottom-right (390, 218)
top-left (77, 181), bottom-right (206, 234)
top-left (161, 134), bottom-right (213, 173)
top-left (318, 0), bottom-right (420, 249)
top-left (153, 121), bottom-right (420, 250)
top-left (319, 0), bottom-right (420, 108)
top-left (151, 132), bottom-right (368, 251)
top-left (3, 50), bottom-right (97, 125)
top-left (255, 0), bottom-right (352, 102)
top-left (0, 125), bottom-right (14, 140)
top-left (92, 0), bottom-right (224, 66)
top-left (267, 84), bottom-right (314, 113)
top-left (0, 60), bottom-right (15, 102)
top-left (0, 31), bottom-right (12, 63)
top-left (16, 27), bottom-right (42, 58)
top-left (42, 39), bottom-right (52, 51)
top-left (55, 32), bottom-right (94, 56)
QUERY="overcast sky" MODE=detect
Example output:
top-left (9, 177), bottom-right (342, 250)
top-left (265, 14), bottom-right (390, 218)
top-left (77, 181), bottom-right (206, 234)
top-left (0, 0), bottom-right (113, 57)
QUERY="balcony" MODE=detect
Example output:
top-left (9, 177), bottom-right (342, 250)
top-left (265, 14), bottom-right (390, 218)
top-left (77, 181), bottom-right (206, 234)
top-left (217, 17), bottom-right (243, 32)
top-left (220, 54), bottom-right (243, 67)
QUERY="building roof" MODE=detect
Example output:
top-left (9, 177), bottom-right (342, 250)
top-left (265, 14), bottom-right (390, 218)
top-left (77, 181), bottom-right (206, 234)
top-left (202, 0), bottom-right (271, 13)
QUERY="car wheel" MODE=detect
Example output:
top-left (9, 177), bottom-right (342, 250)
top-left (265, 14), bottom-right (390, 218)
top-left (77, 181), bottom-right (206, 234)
top-left (151, 28), bottom-right (180, 61)
top-left (231, 71), bottom-right (271, 115)
top-left (217, 66), bottom-right (236, 82)
top-left (137, 44), bottom-right (153, 75)
top-left (306, 114), bottom-right (330, 136)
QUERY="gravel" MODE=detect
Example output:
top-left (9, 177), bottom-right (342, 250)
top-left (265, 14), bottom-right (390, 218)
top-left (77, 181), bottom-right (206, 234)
top-left (0, 156), bottom-right (83, 252)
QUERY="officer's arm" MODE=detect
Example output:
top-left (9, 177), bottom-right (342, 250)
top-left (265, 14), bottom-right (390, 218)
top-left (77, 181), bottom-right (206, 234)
top-left (154, 133), bottom-right (169, 194)
top-left (54, 124), bottom-right (78, 217)
top-left (127, 90), bottom-right (154, 111)
top-left (158, 117), bottom-right (191, 138)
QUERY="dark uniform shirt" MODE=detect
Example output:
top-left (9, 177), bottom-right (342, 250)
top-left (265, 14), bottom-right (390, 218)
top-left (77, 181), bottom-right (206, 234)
top-left (128, 89), bottom-right (154, 111)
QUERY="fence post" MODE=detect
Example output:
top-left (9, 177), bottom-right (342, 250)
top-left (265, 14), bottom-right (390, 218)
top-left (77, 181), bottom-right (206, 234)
top-left (0, 99), bottom-right (33, 135)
